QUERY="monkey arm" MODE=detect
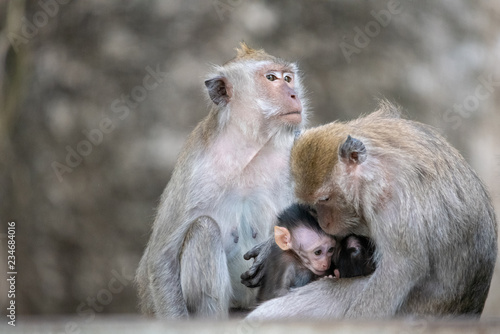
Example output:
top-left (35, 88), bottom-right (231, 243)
top-left (351, 233), bottom-right (430, 316)
top-left (343, 256), bottom-right (426, 318)
top-left (246, 261), bottom-right (423, 320)
top-left (240, 237), bottom-right (274, 288)
top-left (267, 264), bottom-right (298, 300)
top-left (339, 212), bottom-right (431, 318)
top-left (246, 277), bottom-right (370, 320)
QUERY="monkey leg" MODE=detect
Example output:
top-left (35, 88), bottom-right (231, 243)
top-left (180, 216), bottom-right (231, 319)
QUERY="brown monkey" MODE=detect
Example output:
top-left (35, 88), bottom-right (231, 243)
top-left (135, 43), bottom-right (308, 319)
top-left (257, 204), bottom-right (336, 302)
top-left (245, 101), bottom-right (497, 320)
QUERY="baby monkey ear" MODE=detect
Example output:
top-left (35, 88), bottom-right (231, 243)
top-left (274, 226), bottom-right (292, 250)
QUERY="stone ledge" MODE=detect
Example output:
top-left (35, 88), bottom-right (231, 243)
top-left (3, 315), bottom-right (500, 334)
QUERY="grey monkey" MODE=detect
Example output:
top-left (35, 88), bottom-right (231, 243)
top-left (136, 43), bottom-right (308, 319)
top-left (244, 101), bottom-right (497, 320)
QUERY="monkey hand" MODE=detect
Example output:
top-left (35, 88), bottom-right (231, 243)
top-left (240, 237), bottom-right (273, 288)
top-left (334, 269), bottom-right (340, 278)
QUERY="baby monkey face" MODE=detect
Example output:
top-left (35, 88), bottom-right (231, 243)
top-left (292, 227), bottom-right (336, 275)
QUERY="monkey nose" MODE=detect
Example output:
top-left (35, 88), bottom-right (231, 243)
top-left (285, 85), bottom-right (297, 98)
top-left (289, 90), bottom-right (302, 110)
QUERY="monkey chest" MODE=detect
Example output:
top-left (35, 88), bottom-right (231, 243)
top-left (216, 191), bottom-right (285, 258)
top-left (203, 145), bottom-right (294, 254)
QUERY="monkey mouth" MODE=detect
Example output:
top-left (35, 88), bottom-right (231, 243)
top-left (279, 110), bottom-right (302, 125)
top-left (280, 111), bottom-right (302, 123)
top-left (312, 269), bottom-right (327, 276)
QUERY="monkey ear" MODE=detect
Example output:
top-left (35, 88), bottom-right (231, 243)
top-left (274, 226), bottom-right (292, 251)
top-left (345, 236), bottom-right (362, 258)
top-left (339, 135), bottom-right (367, 165)
top-left (204, 76), bottom-right (232, 106)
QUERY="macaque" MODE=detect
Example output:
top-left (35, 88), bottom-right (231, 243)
top-left (333, 235), bottom-right (375, 278)
top-left (257, 204), bottom-right (336, 302)
top-left (135, 43), bottom-right (308, 319)
top-left (256, 204), bottom-right (375, 302)
top-left (245, 101), bottom-right (497, 320)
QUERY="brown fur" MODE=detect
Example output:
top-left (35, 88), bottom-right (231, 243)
top-left (291, 127), bottom-right (348, 202)
top-left (292, 103), bottom-right (402, 203)
top-left (229, 42), bottom-right (278, 63)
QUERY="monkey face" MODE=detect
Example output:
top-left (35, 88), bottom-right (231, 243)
top-left (254, 64), bottom-right (303, 125)
top-left (314, 192), bottom-right (359, 237)
top-left (291, 129), bottom-right (369, 237)
top-left (292, 227), bottom-right (336, 275)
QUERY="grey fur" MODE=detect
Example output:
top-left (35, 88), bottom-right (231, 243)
top-left (256, 243), bottom-right (316, 303)
top-left (247, 102), bottom-right (497, 320)
top-left (136, 46), bottom-right (307, 319)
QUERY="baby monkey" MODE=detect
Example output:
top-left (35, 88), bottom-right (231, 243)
top-left (256, 204), bottom-right (375, 302)
top-left (256, 203), bottom-right (335, 302)
top-left (333, 234), bottom-right (375, 278)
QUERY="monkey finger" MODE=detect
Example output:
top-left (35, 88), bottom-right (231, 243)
top-left (240, 262), bottom-right (261, 282)
top-left (243, 253), bottom-right (256, 261)
top-left (240, 278), bottom-right (260, 288)
top-left (240, 267), bottom-right (256, 281)
top-left (240, 270), bottom-right (264, 288)
top-left (250, 268), bottom-right (266, 286)
top-left (334, 269), bottom-right (340, 278)
top-left (241, 260), bottom-right (267, 287)
top-left (243, 247), bottom-right (261, 261)
top-left (240, 270), bottom-right (254, 281)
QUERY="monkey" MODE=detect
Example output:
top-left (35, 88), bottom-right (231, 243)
top-left (299, 206), bottom-right (376, 279)
top-left (332, 235), bottom-right (375, 279)
top-left (241, 229), bottom-right (375, 289)
top-left (255, 204), bottom-right (375, 302)
top-left (135, 43), bottom-right (308, 319)
top-left (244, 101), bottom-right (497, 320)
top-left (256, 203), bottom-right (336, 302)
top-left (256, 204), bottom-right (375, 302)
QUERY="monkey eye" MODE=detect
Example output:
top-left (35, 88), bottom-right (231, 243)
top-left (318, 196), bottom-right (330, 203)
top-left (284, 75), bottom-right (292, 83)
top-left (314, 249), bottom-right (322, 256)
top-left (266, 74), bottom-right (278, 81)
top-left (328, 247), bottom-right (335, 254)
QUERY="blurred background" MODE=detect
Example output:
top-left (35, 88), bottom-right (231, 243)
top-left (1, 0), bottom-right (499, 319)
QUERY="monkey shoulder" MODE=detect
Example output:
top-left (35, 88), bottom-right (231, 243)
top-left (259, 246), bottom-right (313, 299)
top-left (278, 251), bottom-right (314, 289)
